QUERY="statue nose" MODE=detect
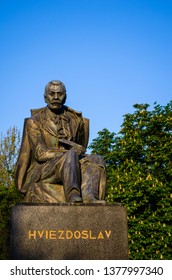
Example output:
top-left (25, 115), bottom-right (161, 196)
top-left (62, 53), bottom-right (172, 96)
top-left (54, 93), bottom-right (58, 99)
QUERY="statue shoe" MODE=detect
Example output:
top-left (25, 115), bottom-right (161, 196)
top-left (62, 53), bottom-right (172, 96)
top-left (68, 191), bottom-right (83, 203)
top-left (83, 198), bottom-right (106, 204)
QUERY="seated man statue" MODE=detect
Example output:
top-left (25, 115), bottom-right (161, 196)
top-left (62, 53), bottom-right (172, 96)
top-left (15, 80), bottom-right (106, 203)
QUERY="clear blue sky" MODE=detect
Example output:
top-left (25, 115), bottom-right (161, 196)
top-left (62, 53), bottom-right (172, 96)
top-left (1, 0), bottom-right (172, 144)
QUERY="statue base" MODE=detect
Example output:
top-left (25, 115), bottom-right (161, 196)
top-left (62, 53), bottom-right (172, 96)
top-left (11, 203), bottom-right (128, 260)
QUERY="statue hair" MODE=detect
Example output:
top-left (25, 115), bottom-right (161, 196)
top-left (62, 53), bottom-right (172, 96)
top-left (44, 80), bottom-right (66, 95)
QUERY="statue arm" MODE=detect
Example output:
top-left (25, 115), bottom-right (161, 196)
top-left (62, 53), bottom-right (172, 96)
top-left (76, 117), bottom-right (89, 149)
top-left (26, 118), bottom-right (60, 162)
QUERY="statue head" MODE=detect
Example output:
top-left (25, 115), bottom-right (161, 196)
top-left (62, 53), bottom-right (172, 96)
top-left (44, 80), bottom-right (67, 111)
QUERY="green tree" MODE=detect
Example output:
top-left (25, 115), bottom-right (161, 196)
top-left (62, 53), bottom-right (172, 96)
top-left (89, 101), bottom-right (172, 260)
top-left (0, 127), bottom-right (20, 186)
top-left (0, 127), bottom-right (23, 259)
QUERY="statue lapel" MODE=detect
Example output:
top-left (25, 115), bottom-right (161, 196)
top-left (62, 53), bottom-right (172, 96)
top-left (40, 108), bottom-right (58, 137)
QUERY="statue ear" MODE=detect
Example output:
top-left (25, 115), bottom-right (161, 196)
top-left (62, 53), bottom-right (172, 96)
top-left (44, 94), bottom-right (47, 104)
top-left (63, 93), bottom-right (67, 104)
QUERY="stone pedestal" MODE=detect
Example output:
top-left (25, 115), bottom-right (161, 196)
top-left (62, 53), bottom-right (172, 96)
top-left (11, 203), bottom-right (128, 260)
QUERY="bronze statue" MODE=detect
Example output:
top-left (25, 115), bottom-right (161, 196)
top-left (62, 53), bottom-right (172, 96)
top-left (15, 80), bottom-right (106, 203)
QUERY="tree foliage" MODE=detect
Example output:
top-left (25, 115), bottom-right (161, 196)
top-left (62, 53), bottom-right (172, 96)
top-left (0, 127), bottom-right (23, 259)
top-left (89, 101), bottom-right (172, 260)
top-left (0, 127), bottom-right (20, 187)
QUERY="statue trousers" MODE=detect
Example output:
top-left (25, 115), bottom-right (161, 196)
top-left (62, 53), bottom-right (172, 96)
top-left (39, 148), bottom-right (106, 201)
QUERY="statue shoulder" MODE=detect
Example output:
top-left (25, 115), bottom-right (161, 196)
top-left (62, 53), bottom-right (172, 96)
top-left (65, 106), bottom-right (83, 117)
top-left (22, 107), bottom-right (46, 128)
top-left (30, 107), bottom-right (45, 117)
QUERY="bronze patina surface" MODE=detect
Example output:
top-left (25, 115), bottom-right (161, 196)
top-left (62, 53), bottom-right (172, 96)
top-left (15, 80), bottom-right (106, 203)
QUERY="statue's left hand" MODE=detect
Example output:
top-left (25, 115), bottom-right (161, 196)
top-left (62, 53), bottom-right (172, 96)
top-left (73, 145), bottom-right (86, 155)
top-left (59, 138), bottom-right (86, 155)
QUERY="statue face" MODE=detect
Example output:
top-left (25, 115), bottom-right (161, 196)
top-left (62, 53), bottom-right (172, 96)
top-left (44, 85), bottom-right (66, 110)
